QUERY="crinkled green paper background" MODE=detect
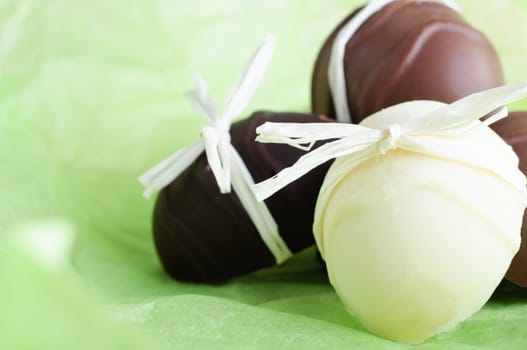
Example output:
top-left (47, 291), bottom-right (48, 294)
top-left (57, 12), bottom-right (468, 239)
top-left (2, 0), bottom-right (527, 349)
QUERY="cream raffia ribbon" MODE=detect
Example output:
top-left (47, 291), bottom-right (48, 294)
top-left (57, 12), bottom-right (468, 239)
top-left (253, 82), bottom-right (527, 201)
top-left (138, 36), bottom-right (293, 264)
top-left (329, 0), bottom-right (461, 123)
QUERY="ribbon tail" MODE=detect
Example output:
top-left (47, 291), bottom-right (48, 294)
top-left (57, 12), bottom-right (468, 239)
top-left (253, 137), bottom-right (378, 201)
top-left (222, 35), bottom-right (276, 122)
top-left (409, 82), bottom-right (527, 133)
top-left (202, 128), bottom-right (231, 194)
top-left (434, 106), bottom-right (508, 137)
top-left (230, 147), bottom-right (292, 264)
top-left (186, 75), bottom-right (221, 124)
top-left (138, 141), bottom-right (205, 199)
top-left (481, 107), bottom-right (508, 128)
top-left (218, 136), bottom-right (233, 192)
top-left (256, 122), bottom-right (381, 149)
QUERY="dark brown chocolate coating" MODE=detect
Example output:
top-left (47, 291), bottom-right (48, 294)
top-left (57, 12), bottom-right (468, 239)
top-left (153, 111), bottom-right (332, 283)
top-left (312, 1), bottom-right (504, 123)
top-left (491, 111), bottom-right (527, 288)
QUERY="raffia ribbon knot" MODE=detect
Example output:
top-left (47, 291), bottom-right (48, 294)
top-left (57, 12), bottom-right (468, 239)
top-left (379, 124), bottom-right (402, 154)
top-left (253, 82), bottom-right (527, 202)
top-left (138, 36), bottom-right (293, 264)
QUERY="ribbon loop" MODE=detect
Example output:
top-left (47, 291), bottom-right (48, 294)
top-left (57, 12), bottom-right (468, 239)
top-left (140, 36), bottom-right (276, 198)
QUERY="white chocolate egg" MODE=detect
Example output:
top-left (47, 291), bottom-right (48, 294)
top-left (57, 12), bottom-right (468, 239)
top-left (313, 101), bottom-right (527, 343)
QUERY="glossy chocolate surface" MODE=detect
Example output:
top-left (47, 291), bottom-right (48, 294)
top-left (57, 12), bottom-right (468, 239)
top-left (153, 111), bottom-right (332, 283)
top-left (492, 111), bottom-right (527, 287)
top-left (312, 1), bottom-right (504, 123)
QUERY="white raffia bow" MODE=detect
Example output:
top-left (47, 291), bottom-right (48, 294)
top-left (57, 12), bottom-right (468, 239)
top-left (253, 82), bottom-right (527, 201)
top-left (328, 0), bottom-right (461, 123)
top-left (138, 36), bottom-right (293, 264)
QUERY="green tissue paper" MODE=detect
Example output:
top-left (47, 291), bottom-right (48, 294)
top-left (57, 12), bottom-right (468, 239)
top-left (1, 0), bottom-right (527, 349)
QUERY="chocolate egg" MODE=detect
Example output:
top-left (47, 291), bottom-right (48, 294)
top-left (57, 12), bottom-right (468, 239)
top-left (313, 102), bottom-right (526, 343)
top-left (153, 111), bottom-right (332, 283)
top-left (312, 1), bottom-right (504, 123)
top-left (492, 111), bottom-right (527, 288)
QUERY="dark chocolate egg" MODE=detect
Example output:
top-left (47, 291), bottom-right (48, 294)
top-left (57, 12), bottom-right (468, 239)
top-left (153, 111), bottom-right (332, 283)
top-left (491, 111), bottom-right (527, 288)
top-left (312, 1), bottom-right (504, 123)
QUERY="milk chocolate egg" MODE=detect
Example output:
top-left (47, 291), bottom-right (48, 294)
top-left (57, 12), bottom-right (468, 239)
top-left (312, 1), bottom-right (504, 123)
top-left (492, 111), bottom-right (527, 287)
top-left (153, 111), bottom-right (331, 283)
